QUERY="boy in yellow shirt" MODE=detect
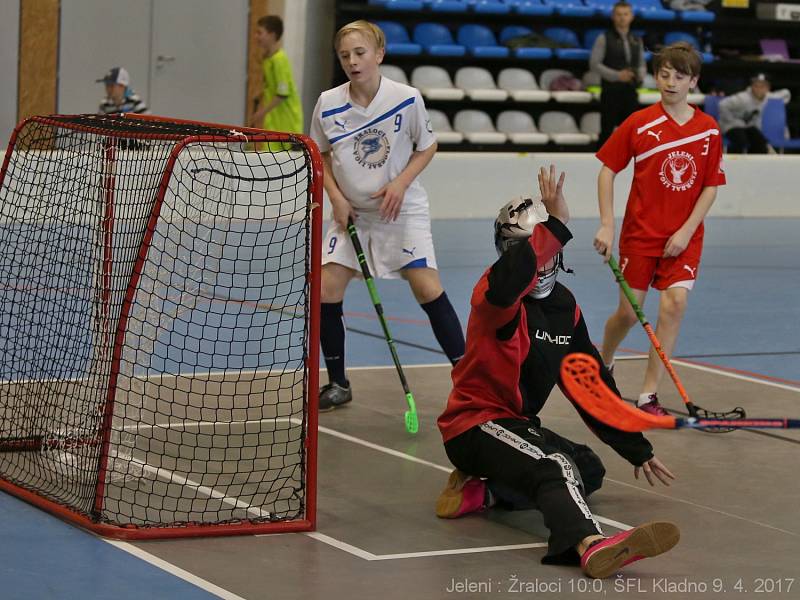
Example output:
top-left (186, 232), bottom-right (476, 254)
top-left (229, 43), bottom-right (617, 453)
top-left (251, 15), bottom-right (303, 139)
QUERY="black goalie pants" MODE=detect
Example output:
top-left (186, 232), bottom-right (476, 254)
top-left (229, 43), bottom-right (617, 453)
top-left (444, 418), bottom-right (606, 564)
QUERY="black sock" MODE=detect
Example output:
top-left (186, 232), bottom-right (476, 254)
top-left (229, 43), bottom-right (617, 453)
top-left (320, 302), bottom-right (348, 386)
top-left (420, 292), bottom-right (465, 365)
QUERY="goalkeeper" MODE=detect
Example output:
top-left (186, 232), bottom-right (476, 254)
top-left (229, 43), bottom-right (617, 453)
top-left (436, 165), bottom-right (679, 579)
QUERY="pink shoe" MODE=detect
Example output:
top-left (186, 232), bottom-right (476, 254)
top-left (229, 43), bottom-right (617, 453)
top-left (638, 393), bottom-right (670, 417)
top-left (581, 521), bottom-right (680, 579)
top-left (436, 470), bottom-right (486, 519)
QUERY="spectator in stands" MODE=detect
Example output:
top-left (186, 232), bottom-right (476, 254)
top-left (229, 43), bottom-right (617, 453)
top-left (589, 1), bottom-right (646, 147)
top-left (718, 73), bottom-right (775, 154)
top-left (97, 67), bottom-right (148, 115)
top-left (250, 15), bottom-right (303, 138)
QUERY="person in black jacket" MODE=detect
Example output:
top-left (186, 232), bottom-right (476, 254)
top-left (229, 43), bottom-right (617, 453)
top-left (589, 1), bottom-right (646, 147)
top-left (436, 165), bottom-right (679, 579)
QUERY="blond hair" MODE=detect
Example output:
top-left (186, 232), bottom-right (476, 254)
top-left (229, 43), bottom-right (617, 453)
top-left (334, 20), bottom-right (385, 51)
top-left (653, 41), bottom-right (702, 78)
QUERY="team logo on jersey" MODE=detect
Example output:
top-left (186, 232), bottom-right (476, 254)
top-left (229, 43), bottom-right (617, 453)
top-left (660, 150), bottom-right (697, 192)
top-left (353, 128), bottom-right (390, 169)
top-left (534, 330), bottom-right (571, 345)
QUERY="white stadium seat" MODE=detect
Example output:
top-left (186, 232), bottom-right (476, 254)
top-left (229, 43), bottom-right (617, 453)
top-left (538, 111), bottom-right (592, 145)
top-left (580, 111), bottom-right (601, 142)
top-left (539, 69), bottom-right (593, 104)
top-left (637, 90), bottom-right (706, 105)
top-left (428, 109), bottom-right (464, 144)
top-left (496, 111), bottom-right (549, 145)
top-left (380, 64), bottom-right (409, 85)
top-left (582, 71), bottom-right (602, 100)
top-left (453, 110), bottom-right (507, 144)
top-left (411, 66), bottom-right (465, 100)
top-left (497, 68), bottom-right (550, 103)
top-left (454, 67), bottom-right (509, 102)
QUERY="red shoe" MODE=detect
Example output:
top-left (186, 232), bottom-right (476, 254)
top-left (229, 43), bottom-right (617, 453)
top-left (436, 470), bottom-right (486, 518)
top-left (638, 393), bottom-right (670, 417)
top-left (581, 521), bottom-right (680, 579)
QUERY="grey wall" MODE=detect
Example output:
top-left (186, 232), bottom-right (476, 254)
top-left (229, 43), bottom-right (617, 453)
top-left (282, 0), bottom-right (335, 134)
top-left (301, 0), bottom-right (335, 133)
top-left (0, 1), bottom-right (20, 143)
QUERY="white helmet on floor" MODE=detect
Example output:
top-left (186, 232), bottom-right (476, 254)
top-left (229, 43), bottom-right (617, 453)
top-left (493, 196), bottom-right (564, 299)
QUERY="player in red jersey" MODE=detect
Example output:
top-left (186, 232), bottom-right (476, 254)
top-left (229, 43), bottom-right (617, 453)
top-left (593, 42), bottom-right (726, 415)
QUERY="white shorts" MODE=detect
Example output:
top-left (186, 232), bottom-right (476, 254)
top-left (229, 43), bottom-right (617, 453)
top-left (322, 214), bottom-right (438, 279)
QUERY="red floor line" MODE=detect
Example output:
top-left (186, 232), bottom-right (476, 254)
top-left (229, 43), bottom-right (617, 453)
top-left (617, 346), bottom-right (800, 388)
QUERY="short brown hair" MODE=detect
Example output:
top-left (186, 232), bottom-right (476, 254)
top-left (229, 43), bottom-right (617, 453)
top-left (653, 41), bottom-right (702, 78)
top-left (257, 15), bottom-right (283, 40)
top-left (613, 1), bottom-right (633, 10)
top-left (334, 20), bottom-right (385, 52)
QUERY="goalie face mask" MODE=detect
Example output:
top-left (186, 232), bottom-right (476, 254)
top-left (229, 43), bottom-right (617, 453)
top-left (493, 196), bottom-right (565, 300)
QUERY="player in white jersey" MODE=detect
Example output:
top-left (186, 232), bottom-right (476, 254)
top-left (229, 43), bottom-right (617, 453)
top-left (310, 20), bottom-right (465, 411)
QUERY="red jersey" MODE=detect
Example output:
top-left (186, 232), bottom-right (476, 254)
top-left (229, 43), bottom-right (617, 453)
top-left (437, 217), bottom-right (571, 443)
top-left (597, 102), bottom-right (726, 257)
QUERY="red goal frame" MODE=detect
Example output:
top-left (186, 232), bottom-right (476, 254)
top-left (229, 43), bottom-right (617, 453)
top-left (0, 113), bottom-right (322, 539)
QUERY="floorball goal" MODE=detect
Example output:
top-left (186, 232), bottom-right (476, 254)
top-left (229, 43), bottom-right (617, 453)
top-left (0, 113), bottom-right (321, 539)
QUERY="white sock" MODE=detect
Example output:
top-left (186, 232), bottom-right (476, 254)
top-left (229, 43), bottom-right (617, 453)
top-left (605, 361), bottom-right (615, 372)
top-left (637, 392), bottom-right (656, 407)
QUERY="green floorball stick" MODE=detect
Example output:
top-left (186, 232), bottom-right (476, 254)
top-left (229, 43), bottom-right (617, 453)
top-left (347, 218), bottom-right (418, 434)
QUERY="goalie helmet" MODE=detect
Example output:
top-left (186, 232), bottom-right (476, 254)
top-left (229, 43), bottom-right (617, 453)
top-left (493, 196), bottom-right (564, 300)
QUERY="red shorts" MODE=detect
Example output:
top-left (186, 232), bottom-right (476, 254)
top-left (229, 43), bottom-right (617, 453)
top-left (618, 253), bottom-right (701, 291)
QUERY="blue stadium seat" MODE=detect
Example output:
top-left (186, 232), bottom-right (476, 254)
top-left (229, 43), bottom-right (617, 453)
top-left (376, 21), bottom-right (423, 55)
top-left (679, 8), bottom-right (715, 22)
top-left (543, 0), bottom-right (595, 17)
top-left (413, 23), bottom-right (467, 56)
top-left (583, 28), bottom-right (605, 50)
top-left (544, 27), bottom-right (591, 59)
top-left (507, 0), bottom-right (555, 15)
top-left (384, 0), bottom-right (425, 10)
top-left (631, 0), bottom-right (676, 20)
top-left (663, 31), bottom-right (713, 62)
top-left (762, 98), bottom-right (800, 152)
top-left (701, 95), bottom-right (727, 147)
top-left (499, 25), bottom-right (553, 59)
top-left (584, 0), bottom-right (615, 16)
top-left (499, 24), bottom-right (534, 43)
top-left (702, 94), bottom-right (721, 121)
top-left (457, 24), bottom-right (510, 58)
top-left (473, 0), bottom-right (513, 13)
top-left (428, 0), bottom-right (469, 13)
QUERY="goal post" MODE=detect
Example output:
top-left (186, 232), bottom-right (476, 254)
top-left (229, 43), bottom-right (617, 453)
top-left (0, 113), bottom-right (322, 539)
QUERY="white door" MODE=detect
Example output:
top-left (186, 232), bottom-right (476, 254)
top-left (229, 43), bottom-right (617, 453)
top-left (58, 0), bottom-right (152, 117)
top-left (149, 0), bottom-right (248, 126)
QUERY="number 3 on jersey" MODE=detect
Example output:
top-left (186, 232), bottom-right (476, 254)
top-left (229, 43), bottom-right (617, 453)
top-left (701, 135), bottom-right (710, 156)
